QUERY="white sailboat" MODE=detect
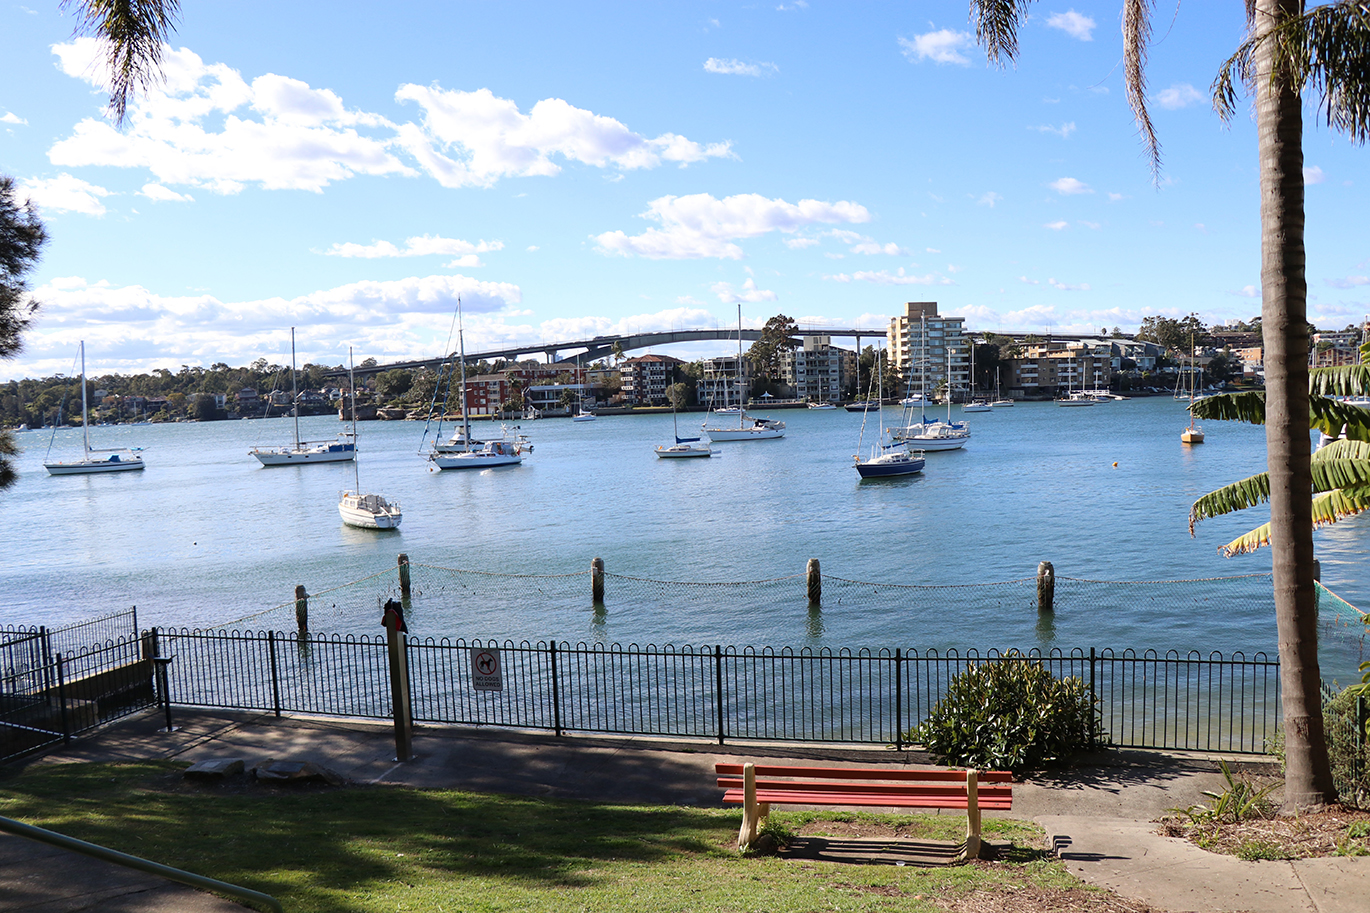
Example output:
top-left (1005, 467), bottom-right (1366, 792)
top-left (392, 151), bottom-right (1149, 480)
top-left (1181, 335), bottom-right (1205, 444)
top-left (572, 355), bottom-right (596, 421)
top-left (43, 342), bottom-right (145, 475)
top-left (962, 341), bottom-right (992, 412)
top-left (888, 316), bottom-right (970, 451)
top-left (250, 328), bottom-right (356, 465)
top-left (854, 346), bottom-right (924, 478)
top-left (338, 348), bottom-right (402, 529)
top-left (655, 390), bottom-right (712, 458)
top-left (428, 298), bottom-right (525, 470)
top-left (990, 367), bottom-right (1014, 407)
top-left (702, 304), bottom-right (785, 441)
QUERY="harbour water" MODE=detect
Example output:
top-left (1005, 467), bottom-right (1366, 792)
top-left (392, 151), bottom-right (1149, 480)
top-left (3, 397), bottom-right (1366, 681)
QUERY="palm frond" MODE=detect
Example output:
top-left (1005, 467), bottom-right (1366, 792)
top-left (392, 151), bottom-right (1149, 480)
top-left (1218, 521), bottom-right (1272, 557)
top-left (1310, 395), bottom-right (1370, 440)
top-left (1190, 391), bottom-right (1266, 423)
top-left (1309, 440), bottom-right (1370, 489)
top-left (1190, 472), bottom-right (1271, 535)
top-left (61, 0), bottom-right (181, 126)
top-left (1124, 0), bottom-right (1162, 179)
top-left (969, 0), bottom-right (1037, 65)
top-left (1310, 363), bottom-right (1370, 397)
top-left (1214, 1), bottom-right (1370, 142)
top-left (1216, 489), bottom-right (1370, 556)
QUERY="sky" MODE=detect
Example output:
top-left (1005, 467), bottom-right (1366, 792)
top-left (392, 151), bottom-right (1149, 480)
top-left (1, 1), bottom-right (1367, 381)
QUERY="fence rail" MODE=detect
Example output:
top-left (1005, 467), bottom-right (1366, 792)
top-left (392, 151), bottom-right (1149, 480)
top-left (155, 630), bottom-right (1285, 754)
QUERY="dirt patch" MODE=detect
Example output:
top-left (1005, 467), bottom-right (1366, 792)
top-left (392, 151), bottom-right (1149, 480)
top-left (1160, 804), bottom-right (1370, 859)
top-left (934, 886), bottom-right (1163, 913)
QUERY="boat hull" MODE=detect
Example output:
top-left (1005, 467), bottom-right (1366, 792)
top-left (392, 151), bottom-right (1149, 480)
top-left (961, 402), bottom-right (992, 413)
top-left (703, 427), bottom-right (785, 441)
top-left (855, 453), bottom-right (925, 478)
top-left (656, 444), bottom-right (712, 458)
top-left (1181, 428), bottom-right (1205, 444)
top-left (251, 443), bottom-right (355, 465)
top-left (339, 492), bottom-right (402, 529)
top-left (44, 456), bottom-right (144, 475)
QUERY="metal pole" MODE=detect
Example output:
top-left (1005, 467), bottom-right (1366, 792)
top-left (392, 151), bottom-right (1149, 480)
top-left (894, 648), bottom-right (903, 751)
top-left (55, 653), bottom-right (70, 744)
top-left (714, 645), bottom-right (725, 746)
top-left (153, 656), bottom-right (177, 733)
top-left (267, 630), bottom-right (282, 718)
top-left (550, 640), bottom-right (562, 737)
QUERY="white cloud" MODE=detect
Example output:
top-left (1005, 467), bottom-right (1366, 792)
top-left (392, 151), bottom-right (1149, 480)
top-left (899, 30), bottom-right (974, 66)
top-left (1050, 176), bottom-right (1092, 195)
top-left (1046, 11), bottom-right (1096, 41)
top-left (1019, 276), bottom-right (1041, 285)
top-left (594, 192), bottom-right (870, 260)
top-left (703, 58), bottom-right (778, 77)
top-left (825, 228), bottom-right (908, 256)
top-left (1108, 192), bottom-right (1125, 202)
top-left (1327, 276), bottom-right (1369, 289)
top-left (1, 112), bottom-right (26, 125)
top-left (526, 245), bottom-right (540, 252)
top-left (926, 247), bottom-right (941, 254)
top-left (1304, 166), bottom-right (1326, 185)
top-left (1031, 122), bottom-right (1076, 138)
top-left (1044, 220), bottom-right (1069, 230)
top-left (1154, 83), bottom-right (1204, 110)
top-left (1079, 220), bottom-right (1101, 230)
top-left (711, 278), bottom-right (778, 303)
top-left (19, 173), bottom-right (111, 215)
top-left (138, 183), bottom-right (193, 202)
top-left (325, 234), bottom-right (504, 260)
top-left (47, 39), bottom-right (729, 196)
top-left (824, 268), bottom-right (950, 286)
top-left (1231, 285), bottom-right (1260, 297)
top-left (977, 191), bottom-right (1002, 207)
top-left (776, 1), bottom-right (809, 10)
top-left (1049, 278), bottom-right (1090, 291)
top-left (785, 237), bottom-right (820, 249)
top-left (394, 85), bottom-right (732, 189)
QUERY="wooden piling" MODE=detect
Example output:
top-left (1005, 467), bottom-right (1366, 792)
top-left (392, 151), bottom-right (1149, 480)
top-left (398, 553), bottom-right (411, 598)
top-left (294, 585), bottom-right (309, 634)
top-left (1036, 562), bottom-right (1054, 614)
top-left (591, 557), bottom-right (605, 603)
top-left (806, 558), bottom-right (822, 605)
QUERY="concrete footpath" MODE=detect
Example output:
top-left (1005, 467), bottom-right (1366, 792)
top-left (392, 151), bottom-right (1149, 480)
top-left (4, 708), bottom-right (1368, 912)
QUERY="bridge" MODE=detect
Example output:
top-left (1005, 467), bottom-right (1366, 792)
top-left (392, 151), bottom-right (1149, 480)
top-left (330, 326), bottom-right (886, 377)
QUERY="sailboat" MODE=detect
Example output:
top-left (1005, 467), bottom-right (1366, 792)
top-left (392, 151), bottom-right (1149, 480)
top-left (701, 304), bottom-right (785, 441)
top-left (888, 317), bottom-right (970, 451)
top-left (428, 298), bottom-right (525, 469)
top-left (250, 328), bottom-right (356, 465)
top-left (43, 342), bottom-right (145, 475)
top-left (1055, 355), bottom-right (1097, 407)
top-left (572, 355), bottom-right (596, 421)
top-left (338, 348), bottom-right (402, 529)
top-left (655, 390), bottom-right (712, 458)
top-left (990, 367), bottom-right (1014, 407)
top-left (1181, 336), bottom-right (1205, 444)
top-left (962, 341), bottom-right (992, 412)
top-left (855, 346), bottom-right (924, 478)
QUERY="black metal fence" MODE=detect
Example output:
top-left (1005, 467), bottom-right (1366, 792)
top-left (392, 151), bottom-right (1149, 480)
top-left (153, 629), bottom-right (1284, 754)
top-left (1, 610), bottom-right (154, 763)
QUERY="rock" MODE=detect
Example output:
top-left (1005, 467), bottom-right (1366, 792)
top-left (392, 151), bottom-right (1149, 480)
top-left (183, 758), bottom-right (245, 780)
top-left (251, 759), bottom-right (346, 786)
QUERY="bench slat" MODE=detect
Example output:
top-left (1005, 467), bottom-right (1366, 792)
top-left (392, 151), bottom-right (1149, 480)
top-left (717, 777), bottom-right (1012, 802)
top-left (721, 788), bottom-right (1013, 809)
top-left (714, 763), bottom-right (1012, 783)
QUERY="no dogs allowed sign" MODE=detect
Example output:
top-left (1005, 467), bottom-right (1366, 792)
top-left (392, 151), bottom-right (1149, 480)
top-left (470, 647), bottom-right (503, 691)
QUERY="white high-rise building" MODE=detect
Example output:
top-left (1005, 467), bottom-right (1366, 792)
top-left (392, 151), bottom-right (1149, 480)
top-left (783, 336), bottom-right (848, 403)
top-left (887, 301), bottom-right (968, 398)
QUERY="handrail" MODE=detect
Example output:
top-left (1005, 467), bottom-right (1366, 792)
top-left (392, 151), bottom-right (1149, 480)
top-left (0, 814), bottom-right (283, 912)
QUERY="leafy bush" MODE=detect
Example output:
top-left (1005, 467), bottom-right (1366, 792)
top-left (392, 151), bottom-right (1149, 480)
top-left (1170, 760), bottom-right (1277, 826)
top-left (907, 652), bottom-right (1105, 774)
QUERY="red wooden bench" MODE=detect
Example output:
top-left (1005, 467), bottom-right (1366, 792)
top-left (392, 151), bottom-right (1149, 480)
top-left (716, 762), bottom-right (1013, 860)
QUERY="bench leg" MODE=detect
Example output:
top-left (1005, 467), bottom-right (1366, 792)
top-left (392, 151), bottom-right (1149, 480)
top-left (959, 768), bottom-right (982, 862)
top-left (737, 763), bottom-right (760, 850)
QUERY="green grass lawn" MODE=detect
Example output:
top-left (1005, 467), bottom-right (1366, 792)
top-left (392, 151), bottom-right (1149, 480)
top-left (1, 761), bottom-right (1085, 913)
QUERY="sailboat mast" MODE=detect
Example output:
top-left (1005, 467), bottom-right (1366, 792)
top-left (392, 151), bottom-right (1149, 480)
top-left (458, 297), bottom-right (470, 448)
top-left (79, 341), bottom-right (90, 458)
top-left (736, 302), bottom-right (743, 428)
top-left (349, 347), bottom-right (360, 492)
top-left (290, 327), bottom-right (301, 449)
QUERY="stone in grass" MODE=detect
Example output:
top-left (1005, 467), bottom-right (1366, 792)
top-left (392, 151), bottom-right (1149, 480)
top-left (183, 758), bottom-right (245, 780)
top-left (252, 759), bottom-right (346, 786)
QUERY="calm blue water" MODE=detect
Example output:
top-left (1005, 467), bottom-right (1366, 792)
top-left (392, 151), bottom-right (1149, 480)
top-left (3, 398), bottom-right (1366, 679)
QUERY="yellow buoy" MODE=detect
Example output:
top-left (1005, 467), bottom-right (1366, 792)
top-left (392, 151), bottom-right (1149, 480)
top-left (1112, 461), bottom-right (1119, 467)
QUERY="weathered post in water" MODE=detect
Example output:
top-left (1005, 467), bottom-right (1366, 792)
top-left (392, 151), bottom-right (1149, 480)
top-left (381, 600), bottom-right (413, 762)
top-left (1037, 562), bottom-right (1055, 614)
top-left (398, 553), bottom-right (412, 598)
top-left (807, 558), bottom-right (822, 606)
top-left (294, 585), bottom-right (309, 635)
top-left (591, 557), bottom-right (605, 604)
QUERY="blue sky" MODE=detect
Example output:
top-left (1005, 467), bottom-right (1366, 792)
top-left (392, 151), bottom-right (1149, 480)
top-left (1, 1), bottom-right (1367, 381)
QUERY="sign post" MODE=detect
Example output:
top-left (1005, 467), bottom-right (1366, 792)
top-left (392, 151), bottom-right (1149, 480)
top-left (470, 647), bottom-right (503, 692)
top-left (382, 600), bottom-right (413, 762)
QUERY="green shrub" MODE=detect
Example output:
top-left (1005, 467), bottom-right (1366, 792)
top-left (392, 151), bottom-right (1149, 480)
top-left (907, 652), bottom-right (1105, 775)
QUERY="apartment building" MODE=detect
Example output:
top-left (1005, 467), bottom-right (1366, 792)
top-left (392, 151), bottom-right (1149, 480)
top-left (618, 354), bottom-right (682, 406)
top-left (782, 336), bottom-right (850, 403)
top-left (886, 301), bottom-right (968, 396)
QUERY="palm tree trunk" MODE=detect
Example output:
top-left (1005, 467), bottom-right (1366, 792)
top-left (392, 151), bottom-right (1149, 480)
top-left (1255, 0), bottom-right (1336, 811)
